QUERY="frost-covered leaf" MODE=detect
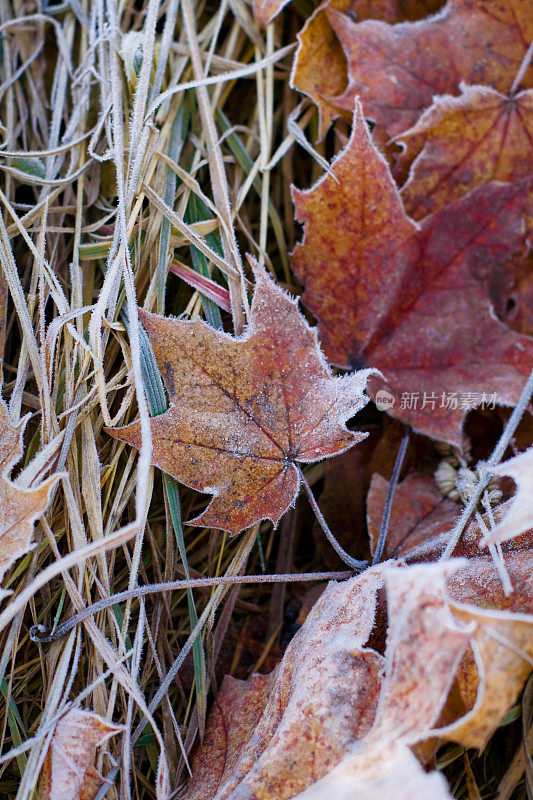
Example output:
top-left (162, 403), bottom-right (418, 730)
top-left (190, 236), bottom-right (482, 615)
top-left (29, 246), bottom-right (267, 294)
top-left (291, 104), bottom-right (533, 445)
top-left (108, 266), bottom-right (373, 533)
top-left (396, 86), bottom-right (533, 222)
top-left (184, 567), bottom-right (385, 799)
top-left (328, 0), bottom-right (533, 135)
top-left (482, 447), bottom-right (533, 545)
top-left (0, 399), bottom-right (60, 600)
top-left (184, 562), bottom-right (474, 799)
top-left (39, 709), bottom-right (122, 800)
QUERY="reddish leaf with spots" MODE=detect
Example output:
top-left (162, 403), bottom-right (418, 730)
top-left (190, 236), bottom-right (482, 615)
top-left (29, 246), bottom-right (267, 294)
top-left (108, 266), bottom-right (373, 533)
top-left (328, 0), bottom-right (533, 135)
top-left (291, 104), bottom-right (533, 445)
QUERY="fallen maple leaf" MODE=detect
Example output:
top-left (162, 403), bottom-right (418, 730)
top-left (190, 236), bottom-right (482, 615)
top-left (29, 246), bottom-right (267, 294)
top-left (290, 0), bottom-right (353, 138)
top-left (291, 104), bottom-right (533, 444)
top-left (481, 447), bottom-right (533, 545)
top-left (0, 399), bottom-right (60, 600)
top-left (39, 709), bottom-right (122, 800)
top-left (328, 0), bottom-right (533, 136)
top-left (396, 86), bottom-right (533, 222)
top-left (108, 266), bottom-right (373, 533)
top-left (184, 555), bottom-right (533, 798)
top-left (184, 567), bottom-right (385, 800)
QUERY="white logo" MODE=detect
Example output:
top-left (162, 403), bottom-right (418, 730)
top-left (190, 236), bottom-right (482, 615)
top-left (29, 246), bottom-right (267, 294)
top-left (375, 390), bottom-right (395, 411)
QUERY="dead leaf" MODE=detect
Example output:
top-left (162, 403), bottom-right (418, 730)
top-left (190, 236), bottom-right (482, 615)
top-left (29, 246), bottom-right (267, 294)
top-left (444, 565), bottom-right (533, 748)
top-left (291, 104), bottom-right (533, 445)
top-left (184, 561), bottom-right (478, 799)
top-left (184, 567), bottom-right (385, 800)
top-left (292, 739), bottom-right (454, 799)
top-left (39, 709), bottom-right (122, 800)
top-left (108, 266), bottom-right (373, 533)
top-left (481, 447), bottom-right (533, 545)
top-left (328, 0), bottom-right (533, 135)
top-left (0, 399), bottom-right (60, 599)
top-left (253, 0), bottom-right (293, 26)
top-left (367, 472), bottom-right (458, 561)
top-left (396, 86), bottom-right (533, 222)
top-left (291, 0), bottom-right (353, 138)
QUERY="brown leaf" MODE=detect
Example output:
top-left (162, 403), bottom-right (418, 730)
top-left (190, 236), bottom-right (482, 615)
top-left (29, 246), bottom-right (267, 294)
top-left (108, 266), bottom-right (373, 533)
top-left (184, 562), bottom-right (476, 799)
top-left (184, 567), bottom-right (385, 800)
top-left (328, 0), bottom-right (533, 135)
top-left (39, 709), bottom-right (122, 800)
top-left (252, 0), bottom-right (293, 26)
top-left (367, 472), bottom-right (458, 561)
top-left (291, 740), bottom-right (454, 799)
top-left (444, 556), bottom-right (533, 748)
top-left (0, 399), bottom-right (60, 599)
top-left (291, 0), bottom-right (353, 138)
top-left (291, 104), bottom-right (533, 444)
top-left (481, 447), bottom-right (533, 545)
top-left (396, 86), bottom-right (533, 222)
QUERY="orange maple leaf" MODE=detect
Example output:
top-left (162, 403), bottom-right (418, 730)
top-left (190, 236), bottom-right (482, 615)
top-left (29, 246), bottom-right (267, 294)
top-left (108, 267), bottom-right (373, 533)
top-left (396, 86), bottom-right (533, 222)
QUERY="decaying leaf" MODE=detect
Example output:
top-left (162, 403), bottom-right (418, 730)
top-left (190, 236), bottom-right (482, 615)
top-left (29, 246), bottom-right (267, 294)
top-left (445, 554), bottom-right (533, 748)
top-left (39, 709), bottom-right (122, 800)
top-left (184, 562), bottom-right (474, 799)
top-left (291, 104), bottom-right (533, 444)
top-left (184, 555), bottom-right (533, 799)
top-left (184, 567), bottom-right (385, 800)
top-left (0, 399), bottom-right (60, 600)
top-left (396, 86), bottom-right (533, 222)
top-left (482, 447), bottom-right (533, 545)
top-left (328, 0), bottom-right (533, 135)
top-left (108, 266), bottom-right (373, 533)
top-left (293, 739), bottom-right (454, 800)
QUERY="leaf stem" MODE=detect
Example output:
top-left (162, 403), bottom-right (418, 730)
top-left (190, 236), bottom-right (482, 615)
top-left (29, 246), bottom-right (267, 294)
top-left (30, 570), bottom-right (352, 644)
top-left (299, 467), bottom-right (367, 571)
top-left (372, 427), bottom-right (410, 565)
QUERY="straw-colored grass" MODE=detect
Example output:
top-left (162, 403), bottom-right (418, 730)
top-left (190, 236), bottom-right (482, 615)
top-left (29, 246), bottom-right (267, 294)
top-left (0, 1), bottom-right (529, 798)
